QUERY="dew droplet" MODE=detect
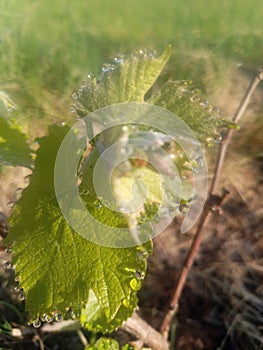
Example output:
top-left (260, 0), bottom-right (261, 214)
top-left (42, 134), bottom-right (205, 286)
top-left (54, 312), bottom-right (63, 322)
top-left (136, 247), bottom-right (149, 259)
top-left (45, 314), bottom-right (53, 323)
top-left (3, 261), bottom-right (12, 270)
top-left (70, 106), bottom-right (76, 113)
top-left (18, 291), bottom-right (25, 301)
top-left (213, 135), bottom-right (222, 144)
top-left (190, 95), bottom-right (201, 103)
top-left (40, 314), bottom-right (46, 322)
top-left (14, 278), bottom-right (20, 290)
top-left (14, 285), bottom-right (21, 292)
top-left (183, 80), bottom-right (191, 86)
top-left (114, 55), bottom-right (125, 63)
top-left (199, 100), bottom-right (209, 108)
top-left (101, 63), bottom-right (114, 73)
top-left (179, 203), bottom-right (190, 214)
top-left (122, 298), bottom-right (130, 307)
top-left (81, 189), bottom-right (89, 196)
top-left (206, 137), bottom-right (215, 147)
top-left (147, 52), bottom-right (156, 58)
top-left (129, 277), bottom-right (142, 291)
top-left (5, 246), bottom-right (12, 254)
top-left (93, 199), bottom-right (100, 207)
top-left (78, 81), bottom-right (88, 92)
top-left (32, 319), bottom-right (41, 328)
top-left (134, 270), bottom-right (145, 280)
top-left (72, 92), bottom-right (78, 100)
top-left (87, 72), bottom-right (95, 79)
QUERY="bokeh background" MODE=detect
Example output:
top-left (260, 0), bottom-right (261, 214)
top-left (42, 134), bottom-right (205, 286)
top-left (1, 0), bottom-right (263, 134)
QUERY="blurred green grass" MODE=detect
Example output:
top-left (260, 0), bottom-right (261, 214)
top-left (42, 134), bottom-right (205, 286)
top-left (0, 0), bottom-right (263, 136)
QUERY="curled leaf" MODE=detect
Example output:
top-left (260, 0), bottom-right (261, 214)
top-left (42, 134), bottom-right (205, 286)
top-left (73, 46), bottom-right (171, 116)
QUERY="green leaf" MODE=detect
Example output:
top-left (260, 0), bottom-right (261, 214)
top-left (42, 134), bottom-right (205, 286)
top-left (79, 146), bottom-right (157, 246)
top-left (121, 345), bottom-right (135, 350)
top-left (113, 167), bottom-right (162, 205)
top-left (5, 124), bottom-right (151, 330)
top-left (73, 47), bottom-right (171, 116)
top-left (0, 90), bottom-right (32, 168)
top-left (84, 338), bottom-right (135, 350)
top-left (81, 289), bottom-right (138, 333)
top-left (73, 47), bottom-right (236, 146)
top-left (3, 46), bottom-right (236, 336)
top-left (84, 337), bottom-right (120, 350)
top-left (148, 80), bottom-right (237, 144)
top-left (0, 116), bottom-right (33, 168)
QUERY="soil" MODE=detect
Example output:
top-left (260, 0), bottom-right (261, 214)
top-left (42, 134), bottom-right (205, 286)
top-left (139, 178), bottom-right (263, 350)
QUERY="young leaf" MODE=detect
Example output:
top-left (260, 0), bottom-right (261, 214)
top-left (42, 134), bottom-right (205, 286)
top-left (0, 116), bottom-right (33, 168)
top-left (84, 337), bottom-right (120, 350)
top-left (73, 47), bottom-right (171, 116)
top-left (84, 337), bottom-right (135, 350)
top-left (0, 90), bottom-right (32, 168)
top-left (74, 47), bottom-right (236, 146)
top-left (5, 124), bottom-right (151, 329)
top-left (113, 167), bottom-right (162, 206)
top-left (148, 80), bottom-right (237, 145)
top-left (81, 289), bottom-right (138, 333)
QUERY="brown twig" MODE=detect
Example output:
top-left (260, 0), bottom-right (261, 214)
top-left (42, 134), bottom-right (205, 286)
top-left (122, 313), bottom-right (169, 350)
top-left (160, 69), bottom-right (263, 338)
top-left (210, 69), bottom-right (263, 194)
top-left (77, 329), bottom-right (89, 347)
top-left (160, 191), bottom-right (229, 338)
